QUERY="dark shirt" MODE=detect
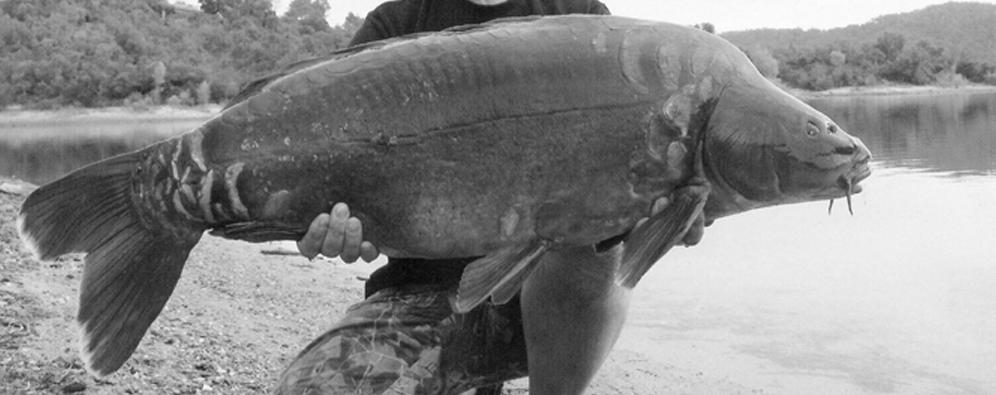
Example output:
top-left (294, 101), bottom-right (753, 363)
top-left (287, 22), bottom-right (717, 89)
top-left (350, 0), bottom-right (610, 46)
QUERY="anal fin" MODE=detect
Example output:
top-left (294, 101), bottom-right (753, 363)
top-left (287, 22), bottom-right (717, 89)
top-left (454, 239), bottom-right (550, 313)
top-left (617, 183), bottom-right (708, 288)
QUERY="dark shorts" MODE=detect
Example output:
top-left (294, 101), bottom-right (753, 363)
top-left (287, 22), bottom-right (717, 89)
top-left (363, 257), bottom-right (476, 297)
top-left (275, 259), bottom-right (527, 395)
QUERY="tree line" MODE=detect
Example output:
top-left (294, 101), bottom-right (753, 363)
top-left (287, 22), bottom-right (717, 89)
top-left (723, 1), bottom-right (996, 92)
top-left (0, 0), bottom-right (362, 109)
top-left (741, 32), bottom-right (996, 91)
top-left (3, 0), bottom-right (995, 110)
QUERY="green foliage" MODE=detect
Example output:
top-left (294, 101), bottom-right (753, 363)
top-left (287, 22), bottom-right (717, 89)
top-left (199, 0), bottom-right (278, 27)
top-left (829, 50), bottom-right (846, 67)
top-left (872, 33), bottom-right (905, 63)
top-left (724, 3), bottom-right (996, 64)
top-left (770, 35), bottom-right (964, 90)
top-left (284, 0), bottom-right (330, 32)
top-left (878, 40), bottom-right (953, 85)
top-left (724, 3), bottom-right (996, 91)
top-left (955, 61), bottom-right (996, 83)
top-left (0, 0), bottom-right (363, 108)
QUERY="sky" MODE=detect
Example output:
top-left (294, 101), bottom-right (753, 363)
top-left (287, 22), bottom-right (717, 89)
top-left (257, 0), bottom-right (996, 33)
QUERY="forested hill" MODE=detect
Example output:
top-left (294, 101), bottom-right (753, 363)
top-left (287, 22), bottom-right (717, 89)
top-left (723, 2), bottom-right (996, 64)
top-left (3, 1), bottom-right (996, 108)
top-left (0, 0), bottom-right (362, 108)
top-left (720, 2), bottom-right (996, 90)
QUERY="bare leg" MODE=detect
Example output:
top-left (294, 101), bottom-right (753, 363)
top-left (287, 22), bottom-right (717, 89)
top-left (520, 245), bottom-right (632, 395)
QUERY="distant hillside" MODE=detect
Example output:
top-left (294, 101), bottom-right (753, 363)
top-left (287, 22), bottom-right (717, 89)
top-left (722, 2), bottom-right (996, 64)
top-left (0, 0), bottom-right (362, 108)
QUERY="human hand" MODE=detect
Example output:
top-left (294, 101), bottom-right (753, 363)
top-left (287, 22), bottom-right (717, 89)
top-left (635, 197), bottom-right (706, 247)
top-left (297, 203), bottom-right (379, 263)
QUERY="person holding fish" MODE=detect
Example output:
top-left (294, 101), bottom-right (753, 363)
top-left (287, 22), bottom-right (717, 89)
top-left (284, 1), bottom-right (704, 394)
top-left (16, 0), bottom-right (870, 390)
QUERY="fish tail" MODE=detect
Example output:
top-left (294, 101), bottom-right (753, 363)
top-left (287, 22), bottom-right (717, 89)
top-left (18, 152), bottom-right (203, 377)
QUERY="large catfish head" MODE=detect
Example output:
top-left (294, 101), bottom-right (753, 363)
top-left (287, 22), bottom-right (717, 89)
top-left (700, 58), bottom-right (872, 219)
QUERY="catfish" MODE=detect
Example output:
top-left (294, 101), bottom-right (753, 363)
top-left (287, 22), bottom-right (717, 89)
top-left (18, 15), bottom-right (870, 376)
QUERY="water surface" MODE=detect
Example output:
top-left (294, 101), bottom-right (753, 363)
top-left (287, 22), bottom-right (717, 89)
top-left (620, 91), bottom-right (996, 394)
top-left (0, 117), bottom-right (203, 184)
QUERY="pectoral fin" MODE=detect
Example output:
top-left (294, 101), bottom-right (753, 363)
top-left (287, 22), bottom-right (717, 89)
top-left (617, 183), bottom-right (709, 288)
top-left (618, 124), bottom-right (713, 288)
top-left (454, 239), bottom-right (550, 313)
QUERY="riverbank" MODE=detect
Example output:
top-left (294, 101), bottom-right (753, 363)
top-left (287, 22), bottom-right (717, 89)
top-left (788, 83), bottom-right (996, 99)
top-left (0, 177), bottom-right (756, 394)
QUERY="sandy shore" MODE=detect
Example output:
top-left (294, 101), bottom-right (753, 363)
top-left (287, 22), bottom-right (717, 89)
top-left (0, 178), bottom-right (758, 394)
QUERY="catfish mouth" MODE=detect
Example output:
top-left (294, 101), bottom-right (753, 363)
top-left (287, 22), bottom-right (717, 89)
top-left (840, 165), bottom-right (872, 194)
top-left (827, 162), bottom-right (871, 215)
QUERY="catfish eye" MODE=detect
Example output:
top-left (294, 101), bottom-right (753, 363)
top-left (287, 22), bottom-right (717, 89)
top-left (806, 121), bottom-right (820, 137)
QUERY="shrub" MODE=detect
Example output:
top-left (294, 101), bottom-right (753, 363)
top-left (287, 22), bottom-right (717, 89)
top-left (984, 72), bottom-right (996, 85)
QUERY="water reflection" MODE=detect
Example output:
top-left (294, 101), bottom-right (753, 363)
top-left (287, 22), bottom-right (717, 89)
top-left (0, 118), bottom-right (204, 184)
top-left (807, 91), bottom-right (996, 176)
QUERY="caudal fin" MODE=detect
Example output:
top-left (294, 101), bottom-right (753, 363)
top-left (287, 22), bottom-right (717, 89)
top-left (18, 153), bottom-right (202, 376)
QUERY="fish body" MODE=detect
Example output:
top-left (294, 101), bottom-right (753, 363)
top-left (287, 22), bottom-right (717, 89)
top-left (174, 17), bottom-right (702, 256)
top-left (18, 15), bottom-right (870, 376)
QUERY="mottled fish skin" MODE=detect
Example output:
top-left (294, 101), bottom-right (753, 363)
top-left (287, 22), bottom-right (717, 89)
top-left (194, 16), bottom-right (734, 257)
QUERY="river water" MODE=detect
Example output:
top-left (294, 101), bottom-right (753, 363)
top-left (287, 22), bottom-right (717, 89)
top-left (1, 91), bottom-right (994, 394)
